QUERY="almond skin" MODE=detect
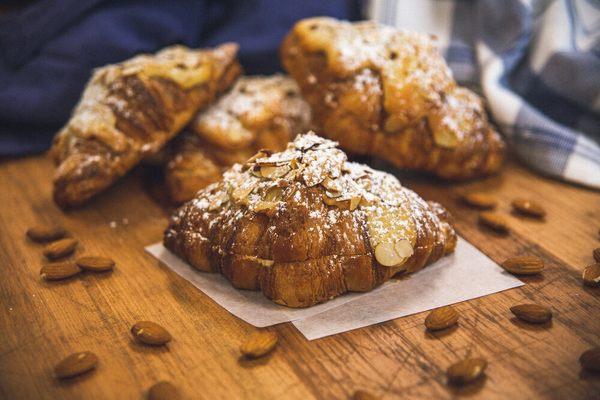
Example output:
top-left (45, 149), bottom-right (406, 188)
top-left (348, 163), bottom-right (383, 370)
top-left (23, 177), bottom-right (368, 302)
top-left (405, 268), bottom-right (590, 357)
top-left (582, 264), bottom-right (600, 287)
top-left (478, 212), bottom-right (510, 233)
top-left (511, 199), bottom-right (546, 218)
top-left (148, 381), bottom-right (180, 400)
top-left (54, 351), bottom-right (98, 379)
top-left (40, 263), bottom-right (81, 281)
top-left (26, 225), bottom-right (67, 243)
top-left (447, 358), bottom-right (487, 385)
top-left (131, 321), bottom-right (172, 346)
top-left (501, 256), bottom-right (544, 275)
top-left (240, 331), bottom-right (278, 359)
top-left (510, 303), bottom-right (552, 324)
top-left (579, 347), bottom-right (600, 372)
top-left (461, 192), bottom-right (497, 210)
top-left (425, 306), bottom-right (459, 331)
top-left (43, 238), bottom-right (78, 260)
top-left (76, 256), bottom-right (115, 272)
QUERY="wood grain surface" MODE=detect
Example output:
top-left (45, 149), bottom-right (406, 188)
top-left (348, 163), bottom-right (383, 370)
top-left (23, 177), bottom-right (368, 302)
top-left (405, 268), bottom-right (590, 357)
top-left (0, 154), bottom-right (598, 400)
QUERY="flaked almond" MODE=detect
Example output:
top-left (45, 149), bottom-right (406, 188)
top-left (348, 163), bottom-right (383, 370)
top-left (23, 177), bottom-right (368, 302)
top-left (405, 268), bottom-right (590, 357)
top-left (447, 357), bottom-right (487, 385)
top-left (54, 351), bottom-right (98, 379)
top-left (148, 381), bottom-right (180, 400)
top-left (43, 238), bottom-right (78, 260)
top-left (478, 212), bottom-right (509, 233)
top-left (26, 225), bottom-right (67, 243)
top-left (260, 165), bottom-right (290, 179)
top-left (374, 242), bottom-right (403, 267)
top-left (131, 321), bottom-right (172, 346)
top-left (511, 199), bottom-right (546, 218)
top-left (240, 331), bottom-right (278, 359)
top-left (40, 263), bottom-right (81, 281)
top-left (353, 390), bottom-right (379, 400)
top-left (76, 256), bottom-right (115, 272)
top-left (593, 248), bottom-right (600, 263)
top-left (510, 303), bottom-right (552, 324)
top-left (501, 256), bottom-right (544, 275)
top-left (579, 347), bottom-right (600, 372)
top-left (582, 264), bottom-right (600, 287)
top-left (461, 192), bottom-right (497, 209)
top-left (425, 306), bottom-right (459, 331)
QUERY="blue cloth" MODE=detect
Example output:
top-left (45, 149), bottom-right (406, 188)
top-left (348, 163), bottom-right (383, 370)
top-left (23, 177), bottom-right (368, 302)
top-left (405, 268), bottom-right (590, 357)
top-left (369, 0), bottom-right (600, 188)
top-left (0, 0), bottom-right (359, 155)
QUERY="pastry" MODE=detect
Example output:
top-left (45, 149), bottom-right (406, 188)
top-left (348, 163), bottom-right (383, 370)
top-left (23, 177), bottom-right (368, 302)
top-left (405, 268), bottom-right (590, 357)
top-left (281, 17), bottom-right (504, 180)
top-left (164, 132), bottom-right (456, 308)
top-left (50, 44), bottom-right (242, 208)
top-left (164, 75), bottom-right (311, 203)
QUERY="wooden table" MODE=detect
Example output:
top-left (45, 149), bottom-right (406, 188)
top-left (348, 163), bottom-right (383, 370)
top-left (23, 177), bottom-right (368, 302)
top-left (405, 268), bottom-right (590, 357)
top-left (0, 154), bottom-right (598, 400)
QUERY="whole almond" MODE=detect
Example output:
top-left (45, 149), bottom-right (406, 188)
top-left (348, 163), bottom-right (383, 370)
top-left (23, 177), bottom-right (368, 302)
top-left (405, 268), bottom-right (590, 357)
top-left (447, 357), bottom-right (487, 385)
top-left (76, 256), bottom-right (115, 272)
top-left (240, 331), bottom-right (278, 359)
top-left (510, 303), bottom-right (552, 324)
top-left (582, 264), bottom-right (600, 287)
top-left (425, 306), bottom-right (459, 331)
top-left (511, 199), bottom-right (546, 218)
top-left (40, 263), bottom-right (81, 281)
top-left (461, 192), bottom-right (497, 209)
top-left (43, 238), bottom-right (78, 260)
top-left (478, 212), bottom-right (509, 233)
top-left (54, 351), bottom-right (98, 379)
top-left (148, 381), bottom-right (180, 400)
top-left (131, 321), bottom-right (172, 346)
top-left (593, 248), bottom-right (600, 263)
top-left (501, 256), bottom-right (544, 275)
top-left (579, 347), bottom-right (600, 372)
top-left (353, 390), bottom-right (379, 400)
top-left (26, 225), bottom-right (66, 243)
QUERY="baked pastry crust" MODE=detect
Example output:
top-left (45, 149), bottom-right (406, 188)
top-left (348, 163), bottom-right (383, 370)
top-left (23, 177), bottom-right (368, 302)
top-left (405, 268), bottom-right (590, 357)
top-left (164, 75), bottom-right (311, 204)
top-left (281, 17), bottom-right (504, 180)
top-left (50, 44), bottom-right (241, 208)
top-left (164, 133), bottom-right (456, 308)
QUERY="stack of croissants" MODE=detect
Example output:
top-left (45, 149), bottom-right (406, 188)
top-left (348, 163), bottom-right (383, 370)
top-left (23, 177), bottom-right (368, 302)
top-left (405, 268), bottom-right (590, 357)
top-left (50, 18), bottom-right (505, 307)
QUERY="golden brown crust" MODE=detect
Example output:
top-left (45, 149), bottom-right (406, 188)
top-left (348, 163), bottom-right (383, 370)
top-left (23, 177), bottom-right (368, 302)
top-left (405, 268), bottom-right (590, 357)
top-left (50, 44), bottom-right (242, 208)
top-left (164, 133), bottom-right (456, 307)
top-left (281, 17), bottom-right (504, 180)
top-left (164, 75), bottom-right (311, 204)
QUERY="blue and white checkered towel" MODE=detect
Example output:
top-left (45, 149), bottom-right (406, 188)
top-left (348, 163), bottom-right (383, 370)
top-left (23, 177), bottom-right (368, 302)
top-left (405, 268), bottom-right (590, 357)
top-left (368, 0), bottom-right (600, 188)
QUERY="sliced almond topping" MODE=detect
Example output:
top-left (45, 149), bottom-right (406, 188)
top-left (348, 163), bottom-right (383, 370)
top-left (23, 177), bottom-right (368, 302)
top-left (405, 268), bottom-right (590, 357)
top-left (260, 165), bottom-right (291, 179)
top-left (394, 239), bottom-right (414, 259)
top-left (375, 242), bottom-right (403, 267)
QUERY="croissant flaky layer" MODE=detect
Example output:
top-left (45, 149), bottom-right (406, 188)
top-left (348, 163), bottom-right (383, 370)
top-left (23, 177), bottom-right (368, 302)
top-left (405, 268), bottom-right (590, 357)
top-left (164, 75), bottom-right (311, 204)
top-left (164, 133), bottom-right (457, 308)
top-left (281, 17), bottom-right (505, 180)
top-left (50, 44), bottom-right (242, 208)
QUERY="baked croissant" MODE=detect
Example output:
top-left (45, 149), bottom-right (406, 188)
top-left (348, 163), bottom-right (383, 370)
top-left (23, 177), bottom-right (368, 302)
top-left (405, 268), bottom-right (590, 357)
top-left (281, 17), bottom-right (505, 180)
top-left (50, 44), bottom-right (242, 208)
top-left (164, 132), bottom-right (456, 308)
top-left (164, 75), bottom-right (311, 204)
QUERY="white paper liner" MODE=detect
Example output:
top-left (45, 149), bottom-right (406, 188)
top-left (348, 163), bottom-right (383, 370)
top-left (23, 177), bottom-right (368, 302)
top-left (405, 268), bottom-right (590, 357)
top-left (146, 237), bottom-right (523, 339)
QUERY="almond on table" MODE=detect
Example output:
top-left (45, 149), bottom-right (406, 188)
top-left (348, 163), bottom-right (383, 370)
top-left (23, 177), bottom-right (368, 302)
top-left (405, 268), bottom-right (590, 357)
top-left (501, 256), bottom-right (544, 275)
top-left (131, 321), bottom-right (172, 346)
top-left (53, 351), bottom-right (98, 379)
top-left (26, 225), bottom-right (67, 243)
top-left (511, 199), bottom-right (546, 218)
top-left (148, 381), bottom-right (180, 400)
top-left (40, 263), bottom-right (81, 281)
top-left (446, 357), bottom-right (487, 385)
top-left (76, 256), bottom-right (115, 272)
top-left (582, 264), bottom-right (600, 287)
top-left (478, 212), bottom-right (510, 233)
top-left (510, 303), bottom-right (553, 324)
top-left (461, 192), bottom-right (497, 209)
top-left (425, 306), bottom-right (459, 331)
top-left (43, 238), bottom-right (78, 260)
top-left (240, 331), bottom-right (278, 359)
top-left (579, 347), bottom-right (600, 372)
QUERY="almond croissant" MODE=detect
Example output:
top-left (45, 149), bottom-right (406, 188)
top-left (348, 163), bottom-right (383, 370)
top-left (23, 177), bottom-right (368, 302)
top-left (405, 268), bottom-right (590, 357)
top-left (164, 133), bottom-right (456, 308)
top-left (50, 44), bottom-right (241, 208)
top-left (281, 17), bottom-right (504, 180)
top-left (164, 75), bottom-right (311, 204)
